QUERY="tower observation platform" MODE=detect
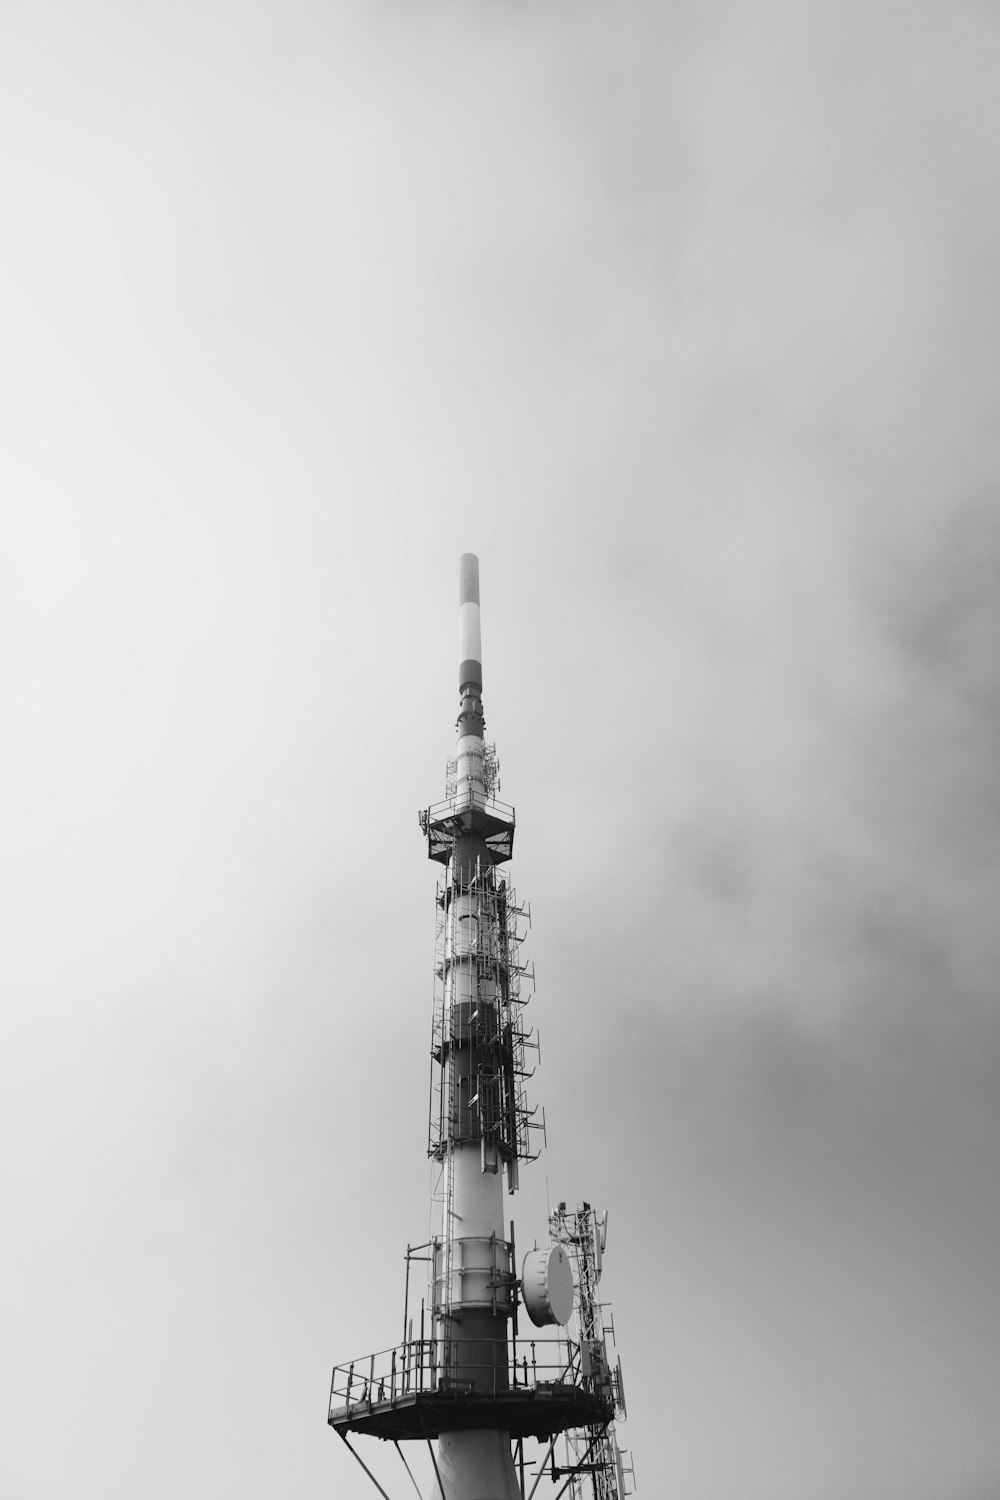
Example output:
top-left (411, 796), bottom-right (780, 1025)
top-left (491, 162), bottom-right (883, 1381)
top-left (327, 1333), bottom-right (615, 1442)
top-left (418, 793), bottom-right (515, 867)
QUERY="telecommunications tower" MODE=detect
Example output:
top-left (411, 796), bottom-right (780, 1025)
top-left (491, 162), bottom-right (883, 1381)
top-left (328, 556), bottom-right (635, 1500)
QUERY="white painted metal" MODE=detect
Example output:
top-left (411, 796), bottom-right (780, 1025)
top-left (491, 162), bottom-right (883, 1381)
top-left (455, 733), bottom-right (486, 808)
top-left (521, 1244), bottom-right (575, 1328)
top-left (458, 599), bottom-right (482, 669)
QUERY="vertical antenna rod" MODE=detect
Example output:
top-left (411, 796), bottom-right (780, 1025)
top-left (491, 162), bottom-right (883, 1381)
top-left (456, 552), bottom-right (486, 827)
top-left (458, 552), bottom-right (482, 696)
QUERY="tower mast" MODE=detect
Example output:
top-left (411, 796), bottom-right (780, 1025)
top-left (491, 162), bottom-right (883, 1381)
top-left (328, 556), bottom-right (633, 1500)
top-left (426, 553), bottom-right (521, 1496)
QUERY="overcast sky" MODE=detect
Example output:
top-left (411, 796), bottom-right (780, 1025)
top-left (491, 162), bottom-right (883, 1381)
top-left (2, 3), bottom-right (999, 1498)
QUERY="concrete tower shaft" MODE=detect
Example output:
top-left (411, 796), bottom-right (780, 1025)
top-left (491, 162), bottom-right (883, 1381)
top-left (431, 555), bottom-right (521, 1499)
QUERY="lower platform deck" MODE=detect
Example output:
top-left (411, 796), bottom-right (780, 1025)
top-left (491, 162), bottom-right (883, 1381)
top-left (328, 1380), bottom-right (613, 1443)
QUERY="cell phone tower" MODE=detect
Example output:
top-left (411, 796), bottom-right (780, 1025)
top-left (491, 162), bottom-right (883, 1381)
top-left (328, 555), bottom-right (635, 1500)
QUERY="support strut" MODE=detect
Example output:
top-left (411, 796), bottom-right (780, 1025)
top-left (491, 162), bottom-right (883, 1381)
top-left (336, 1430), bottom-right (394, 1500)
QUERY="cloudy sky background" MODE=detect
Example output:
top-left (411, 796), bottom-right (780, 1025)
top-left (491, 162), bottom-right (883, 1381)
top-left (2, 2), bottom-right (999, 1497)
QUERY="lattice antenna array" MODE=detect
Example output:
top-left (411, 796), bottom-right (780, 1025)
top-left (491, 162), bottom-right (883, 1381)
top-left (549, 1203), bottom-right (634, 1500)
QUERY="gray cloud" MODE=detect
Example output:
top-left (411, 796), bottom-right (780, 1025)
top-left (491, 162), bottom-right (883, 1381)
top-left (1, 2), bottom-right (998, 1498)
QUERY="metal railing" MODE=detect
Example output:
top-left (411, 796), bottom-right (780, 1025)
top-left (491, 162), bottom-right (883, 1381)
top-left (420, 792), bottom-right (516, 827)
top-left (328, 1334), bottom-right (590, 1421)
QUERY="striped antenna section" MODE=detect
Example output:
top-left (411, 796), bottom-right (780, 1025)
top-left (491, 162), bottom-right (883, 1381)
top-left (458, 552), bottom-right (482, 695)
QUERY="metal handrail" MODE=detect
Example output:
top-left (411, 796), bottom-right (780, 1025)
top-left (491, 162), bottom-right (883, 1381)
top-left (421, 793), bottom-right (516, 824)
top-left (328, 1334), bottom-right (596, 1420)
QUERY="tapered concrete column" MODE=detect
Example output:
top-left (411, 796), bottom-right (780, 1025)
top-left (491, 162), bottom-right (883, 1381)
top-left (432, 555), bottom-right (520, 1498)
top-left (434, 1430), bottom-right (521, 1500)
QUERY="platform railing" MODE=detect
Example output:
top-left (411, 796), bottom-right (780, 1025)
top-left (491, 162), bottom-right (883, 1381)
top-left (419, 792), bottom-right (516, 827)
top-left (328, 1334), bottom-right (587, 1422)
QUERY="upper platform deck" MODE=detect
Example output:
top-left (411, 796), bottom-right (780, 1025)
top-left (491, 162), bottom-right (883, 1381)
top-left (418, 794), bottom-right (516, 865)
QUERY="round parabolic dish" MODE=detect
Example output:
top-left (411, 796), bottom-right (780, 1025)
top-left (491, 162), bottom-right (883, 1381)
top-left (521, 1244), bottom-right (575, 1327)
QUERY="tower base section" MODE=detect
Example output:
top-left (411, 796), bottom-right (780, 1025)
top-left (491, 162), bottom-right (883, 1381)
top-left (433, 1429), bottom-right (521, 1500)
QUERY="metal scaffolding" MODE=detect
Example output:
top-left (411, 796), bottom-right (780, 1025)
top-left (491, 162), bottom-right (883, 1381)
top-left (427, 860), bottom-right (540, 1185)
top-left (549, 1204), bottom-right (635, 1500)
